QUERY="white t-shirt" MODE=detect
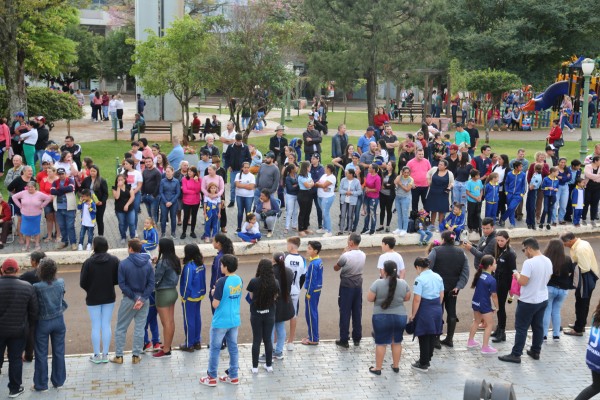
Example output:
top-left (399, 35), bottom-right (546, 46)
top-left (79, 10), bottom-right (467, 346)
top-left (81, 202), bottom-right (94, 227)
top-left (55, 161), bottom-right (78, 177)
top-left (126, 169), bottom-right (143, 190)
top-left (285, 253), bottom-right (306, 296)
top-left (234, 172), bottom-right (256, 198)
top-left (519, 254), bottom-right (552, 304)
top-left (132, 151), bottom-right (143, 171)
top-left (317, 174), bottom-right (336, 198)
top-left (377, 252), bottom-right (405, 275)
top-left (221, 130), bottom-right (237, 155)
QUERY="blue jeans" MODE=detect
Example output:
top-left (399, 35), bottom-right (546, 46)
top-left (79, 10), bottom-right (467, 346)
top-left (35, 149), bottom-right (45, 165)
top-left (285, 194), bottom-right (298, 229)
top-left (79, 225), bottom-right (94, 246)
top-left (338, 286), bottom-right (363, 342)
top-left (34, 316), bottom-right (66, 390)
top-left (543, 286), bottom-right (568, 337)
top-left (362, 197), bottom-right (379, 233)
top-left (540, 196), bottom-right (557, 225)
top-left (318, 195), bottom-right (335, 232)
top-left (55, 209), bottom-right (76, 245)
top-left (418, 229), bottom-right (433, 243)
top-left (116, 210), bottom-right (136, 239)
top-left (271, 321), bottom-right (286, 354)
top-left (561, 114), bottom-right (573, 130)
top-left (395, 196), bottom-right (411, 231)
top-left (87, 303), bottom-right (115, 356)
top-left (114, 296), bottom-right (149, 357)
top-left (110, 111), bottom-right (118, 131)
top-left (453, 181), bottom-right (467, 206)
top-left (241, 117), bottom-right (250, 130)
top-left (230, 170), bottom-right (239, 203)
top-left (102, 105), bottom-right (108, 120)
top-left (255, 111), bottom-right (265, 130)
top-left (160, 203), bottom-right (178, 235)
top-left (142, 194), bottom-right (160, 222)
top-left (133, 191), bottom-right (141, 229)
top-left (557, 184), bottom-right (569, 222)
top-left (511, 300), bottom-right (547, 357)
top-left (236, 196), bottom-right (254, 230)
top-left (207, 326), bottom-right (239, 379)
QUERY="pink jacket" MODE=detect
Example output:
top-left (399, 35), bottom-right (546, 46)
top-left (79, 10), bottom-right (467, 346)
top-left (182, 176), bottom-right (202, 205)
top-left (12, 191), bottom-right (52, 216)
top-left (201, 174), bottom-right (224, 200)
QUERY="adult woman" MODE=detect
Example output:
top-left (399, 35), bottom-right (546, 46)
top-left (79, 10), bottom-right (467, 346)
top-left (583, 156), bottom-right (600, 226)
top-left (156, 153), bottom-right (169, 175)
top-left (426, 159), bottom-right (454, 229)
top-left (367, 260), bottom-right (410, 375)
top-left (153, 238), bottom-right (181, 358)
top-left (393, 166), bottom-right (413, 235)
top-left (92, 91), bottom-right (102, 122)
top-left (271, 252), bottom-right (294, 359)
top-left (374, 107), bottom-right (390, 133)
top-left (377, 139), bottom-right (389, 163)
top-left (234, 162), bottom-right (256, 232)
top-left (7, 165), bottom-right (35, 244)
top-left (109, 95), bottom-right (118, 131)
top-left (453, 152), bottom-right (472, 206)
top-left (81, 165), bottom-right (108, 236)
top-left (247, 259), bottom-right (280, 373)
top-left (502, 107), bottom-right (512, 128)
top-left (39, 166), bottom-right (60, 241)
top-left (490, 230), bottom-right (517, 343)
top-left (560, 94), bottom-right (574, 132)
top-left (181, 166), bottom-right (202, 239)
top-left (113, 174), bottom-right (136, 243)
top-left (361, 164), bottom-right (382, 235)
top-left (410, 257), bottom-right (444, 372)
top-left (159, 166), bottom-right (181, 238)
top-left (297, 161), bottom-right (314, 236)
top-left (338, 169), bottom-right (362, 234)
top-left (80, 236), bottom-right (120, 363)
top-left (12, 181), bottom-right (52, 251)
top-left (283, 163), bottom-right (298, 233)
top-left (32, 258), bottom-right (67, 391)
top-left (491, 154), bottom-right (509, 219)
top-left (510, 107), bottom-right (521, 131)
top-left (101, 91), bottom-right (110, 121)
top-left (315, 164), bottom-right (336, 237)
top-left (542, 238), bottom-right (574, 341)
top-left (378, 161), bottom-right (397, 233)
top-left (116, 94), bottom-right (125, 130)
top-left (19, 121), bottom-right (38, 174)
top-left (0, 117), bottom-right (11, 176)
top-left (556, 158), bottom-right (571, 224)
top-left (332, 144), bottom-right (355, 173)
top-left (78, 157), bottom-right (94, 185)
top-left (429, 133), bottom-right (447, 163)
top-left (54, 151), bottom-right (79, 178)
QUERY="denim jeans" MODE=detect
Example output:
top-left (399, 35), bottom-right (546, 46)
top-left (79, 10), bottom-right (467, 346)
top-left (255, 111), bottom-right (265, 130)
top-left (207, 326), bottom-right (239, 379)
top-left (87, 303), bottom-right (115, 356)
top-left (230, 170), bottom-right (239, 203)
top-left (241, 117), bottom-right (250, 130)
top-left (556, 184), bottom-right (569, 222)
top-left (561, 114), bottom-right (573, 130)
top-left (0, 337), bottom-right (26, 392)
top-left (160, 203), bottom-right (178, 235)
top-left (284, 194), bottom-right (298, 229)
top-left (79, 225), bottom-right (94, 246)
top-left (236, 195), bottom-right (253, 230)
top-left (339, 202), bottom-right (355, 232)
top-left (540, 196), bottom-right (557, 224)
top-left (511, 300), bottom-right (547, 357)
top-left (525, 189), bottom-right (538, 226)
top-left (453, 181), bottom-right (467, 206)
top-left (543, 286), bottom-right (568, 337)
top-left (102, 105), bottom-right (108, 120)
top-left (114, 296), bottom-right (149, 357)
top-left (271, 321), bottom-right (286, 354)
top-left (116, 210), bottom-right (136, 239)
top-left (34, 315), bottom-right (66, 390)
top-left (35, 149), bottom-right (45, 165)
top-left (395, 196), bottom-right (411, 231)
top-left (55, 209), bottom-right (76, 245)
top-left (418, 229), bottom-right (433, 242)
top-left (352, 193), bottom-right (364, 232)
top-left (318, 195), bottom-right (335, 232)
top-left (133, 191), bottom-right (142, 229)
top-left (362, 197), bottom-right (379, 233)
top-left (142, 194), bottom-right (160, 222)
top-left (110, 111), bottom-right (118, 131)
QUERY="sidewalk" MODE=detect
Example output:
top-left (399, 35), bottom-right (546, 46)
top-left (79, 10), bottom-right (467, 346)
top-left (1, 332), bottom-right (588, 399)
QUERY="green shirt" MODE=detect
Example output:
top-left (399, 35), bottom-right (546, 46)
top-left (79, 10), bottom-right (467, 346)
top-left (455, 130), bottom-right (471, 147)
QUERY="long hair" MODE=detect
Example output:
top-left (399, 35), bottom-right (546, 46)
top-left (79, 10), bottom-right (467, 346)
top-left (90, 165), bottom-right (102, 192)
top-left (157, 238), bottom-right (181, 275)
top-left (380, 261), bottom-right (398, 310)
top-left (273, 252), bottom-right (290, 303)
top-left (299, 161), bottom-right (310, 177)
top-left (183, 243), bottom-right (203, 267)
top-left (494, 230), bottom-right (511, 258)
top-left (471, 254), bottom-right (495, 288)
top-left (458, 151), bottom-right (470, 167)
top-left (543, 238), bottom-right (567, 276)
top-left (214, 233), bottom-right (234, 255)
top-left (253, 259), bottom-right (279, 310)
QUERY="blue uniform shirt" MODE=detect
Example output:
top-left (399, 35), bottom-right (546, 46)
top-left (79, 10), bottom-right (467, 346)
top-left (357, 135), bottom-right (376, 154)
top-left (542, 176), bottom-right (559, 198)
top-left (505, 170), bottom-right (526, 196)
top-left (305, 257), bottom-right (323, 296)
top-left (180, 261), bottom-right (206, 301)
top-left (471, 271), bottom-right (497, 313)
top-left (484, 182), bottom-right (500, 203)
top-left (413, 269), bottom-right (444, 300)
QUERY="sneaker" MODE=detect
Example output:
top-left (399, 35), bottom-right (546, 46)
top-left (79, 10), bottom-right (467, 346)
top-left (101, 354), bottom-right (109, 363)
top-left (251, 367), bottom-right (258, 374)
top-left (55, 242), bottom-right (68, 250)
top-left (526, 349), bottom-right (540, 360)
top-left (200, 376), bottom-right (217, 387)
top-left (219, 375), bottom-right (239, 385)
top-left (553, 336), bottom-right (560, 342)
top-left (258, 354), bottom-right (266, 363)
top-left (335, 339), bottom-right (349, 349)
top-left (481, 345), bottom-right (498, 354)
top-left (132, 355), bottom-right (141, 364)
top-left (263, 364), bottom-right (273, 373)
top-left (399, 230), bottom-right (407, 236)
top-left (411, 361), bottom-right (429, 372)
top-left (353, 340), bottom-right (360, 346)
top-left (109, 355), bottom-right (123, 364)
top-left (193, 343), bottom-right (202, 350)
top-left (77, 244), bottom-right (83, 251)
top-left (323, 232), bottom-right (333, 237)
top-left (316, 228), bottom-right (325, 234)
top-left (267, 231), bottom-right (273, 238)
top-left (180, 344), bottom-right (194, 352)
top-left (153, 342), bottom-right (162, 351)
top-left (143, 342), bottom-right (153, 352)
top-left (71, 244), bottom-right (78, 251)
top-left (498, 353), bottom-right (521, 364)
top-left (546, 224), bottom-right (551, 230)
top-left (152, 350), bottom-right (171, 358)
top-left (286, 342), bottom-right (294, 351)
top-left (89, 354), bottom-right (103, 364)
top-left (467, 339), bottom-right (480, 348)
top-left (8, 387), bottom-right (24, 398)
top-left (86, 243), bottom-right (91, 251)
top-left (190, 232), bottom-right (197, 238)
top-left (273, 352), bottom-right (284, 360)
top-left (180, 233), bottom-right (187, 239)
top-left (392, 229), bottom-right (402, 234)
top-left (593, 221), bottom-right (598, 227)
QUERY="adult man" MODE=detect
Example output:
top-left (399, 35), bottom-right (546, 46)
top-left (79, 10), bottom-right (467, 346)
top-left (377, 236), bottom-right (405, 279)
top-left (359, 142), bottom-right (377, 170)
top-left (269, 125), bottom-right (288, 167)
top-left (561, 232), bottom-right (600, 336)
top-left (545, 145), bottom-right (557, 168)
top-left (136, 93), bottom-right (146, 116)
top-left (111, 239), bottom-right (154, 365)
top-left (510, 148), bottom-right (529, 221)
top-left (454, 123), bottom-right (471, 149)
top-left (200, 134), bottom-right (220, 157)
top-left (0, 258), bottom-right (38, 398)
top-left (123, 158), bottom-right (143, 230)
top-left (465, 119), bottom-right (479, 158)
top-left (499, 238), bottom-right (552, 363)
top-left (203, 115), bottom-right (221, 136)
top-left (224, 133), bottom-right (251, 207)
top-left (60, 135), bottom-right (82, 170)
top-left (499, 161), bottom-right (526, 228)
top-left (129, 113), bottom-right (145, 141)
top-left (471, 145), bottom-right (493, 178)
top-left (435, 91), bottom-right (443, 118)
top-left (303, 122), bottom-right (322, 161)
top-left (167, 137), bottom-right (184, 171)
top-left (332, 124), bottom-right (349, 184)
top-left (526, 152), bottom-right (550, 224)
top-left (406, 148), bottom-right (431, 212)
top-left (382, 125), bottom-right (399, 162)
top-left (582, 156), bottom-right (600, 227)
top-left (308, 111), bottom-right (326, 135)
top-left (3, 155), bottom-right (24, 190)
top-left (357, 126), bottom-right (376, 155)
top-left (425, 114), bottom-right (440, 131)
top-left (34, 116), bottom-right (49, 165)
top-left (463, 217), bottom-right (497, 269)
top-left (309, 153), bottom-right (324, 231)
top-left (219, 121), bottom-right (237, 170)
top-left (254, 151), bottom-right (280, 208)
top-left (333, 233), bottom-right (366, 348)
top-left (51, 168), bottom-right (78, 250)
top-left (141, 157), bottom-right (162, 222)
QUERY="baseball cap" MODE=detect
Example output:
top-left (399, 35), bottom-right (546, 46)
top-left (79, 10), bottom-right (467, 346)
top-left (366, 126), bottom-right (375, 132)
top-left (35, 116), bottom-right (46, 124)
top-left (265, 151), bottom-right (275, 158)
top-left (374, 156), bottom-right (384, 165)
top-left (14, 111), bottom-right (25, 118)
top-left (1, 258), bottom-right (19, 274)
top-left (308, 111), bottom-right (314, 116)
top-left (311, 153), bottom-right (320, 160)
top-left (352, 152), bottom-right (360, 158)
top-left (450, 144), bottom-right (459, 151)
top-left (405, 142), bottom-right (415, 149)
top-left (275, 125), bottom-right (285, 131)
top-left (57, 168), bottom-right (66, 174)
top-left (545, 145), bottom-right (555, 151)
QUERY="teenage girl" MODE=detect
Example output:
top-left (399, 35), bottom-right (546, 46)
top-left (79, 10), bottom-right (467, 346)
top-left (467, 255), bottom-right (499, 354)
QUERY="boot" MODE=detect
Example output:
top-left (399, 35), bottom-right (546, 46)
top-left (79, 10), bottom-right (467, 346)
top-left (490, 328), bottom-right (498, 338)
top-left (440, 318), bottom-right (457, 348)
top-left (433, 335), bottom-right (441, 350)
top-left (492, 328), bottom-right (506, 343)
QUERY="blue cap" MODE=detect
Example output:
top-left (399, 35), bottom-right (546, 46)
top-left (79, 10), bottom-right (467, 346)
top-left (14, 112), bottom-right (24, 118)
top-left (352, 152), bottom-right (360, 158)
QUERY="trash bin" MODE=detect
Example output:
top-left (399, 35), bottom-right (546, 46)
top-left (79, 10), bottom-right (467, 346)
top-left (439, 117), bottom-right (451, 132)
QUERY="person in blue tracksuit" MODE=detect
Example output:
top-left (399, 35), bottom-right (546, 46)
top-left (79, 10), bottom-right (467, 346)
top-left (499, 161), bottom-right (526, 228)
top-left (179, 244), bottom-right (206, 352)
top-left (526, 163), bottom-right (543, 230)
top-left (439, 202), bottom-right (465, 238)
top-left (302, 241), bottom-right (323, 345)
top-left (574, 305), bottom-right (600, 400)
top-left (484, 173), bottom-right (500, 221)
top-left (141, 217), bottom-right (159, 254)
top-left (539, 167), bottom-right (559, 229)
top-left (572, 178), bottom-right (585, 227)
top-left (143, 292), bottom-right (161, 352)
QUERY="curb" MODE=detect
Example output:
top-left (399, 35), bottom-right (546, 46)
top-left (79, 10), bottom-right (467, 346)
top-left (7, 225), bottom-right (597, 267)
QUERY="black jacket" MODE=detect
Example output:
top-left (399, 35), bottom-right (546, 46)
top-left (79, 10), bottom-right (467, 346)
top-left (80, 252), bottom-right (120, 306)
top-left (470, 231), bottom-right (497, 270)
top-left (269, 135), bottom-right (288, 165)
top-left (141, 167), bottom-right (162, 197)
top-left (81, 176), bottom-right (109, 204)
top-left (0, 276), bottom-right (38, 338)
top-left (35, 126), bottom-right (50, 151)
top-left (428, 244), bottom-right (470, 290)
top-left (303, 128), bottom-right (322, 156)
top-left (224, 143), bottom-right (251, 171)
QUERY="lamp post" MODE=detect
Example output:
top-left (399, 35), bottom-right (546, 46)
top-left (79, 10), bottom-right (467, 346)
top-left (580, 58), bottom-right (595, 162)
top-left (285, 63), bottom-right (293, 121)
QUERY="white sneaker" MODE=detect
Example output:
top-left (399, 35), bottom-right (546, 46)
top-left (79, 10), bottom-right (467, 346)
top-left (392, 229), bottom-right (402, 234)
top-left (77, 244), bottom-right (83, 251)
top-left (262, 364), bottom-right (273, 373)
top-left (251, 367), bottom-right (258, 374)
top-left (323, 232), bottom-right (333, 237)
top-left (86, 243), bottom-right (91, 251)
top-left (399, 230), bottom-right (407, 236)
top-left (286, 342), bottom-right (294, 351)
top-left (315, 229), bottom-right (325, 234)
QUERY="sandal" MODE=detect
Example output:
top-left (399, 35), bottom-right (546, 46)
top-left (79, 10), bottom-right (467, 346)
top-left (301, 338), bottom-right (319, 346)
top-left (369, 366), bottom-right (381, 375)
top-left (390, 364), bottom-right (399, 373)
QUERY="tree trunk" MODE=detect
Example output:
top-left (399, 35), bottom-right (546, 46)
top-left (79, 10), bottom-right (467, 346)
top-left (2, 37), bottom-right (27, 117)
top-left (180, 102), bottom-right (188, 146)
top-left (366, 66), bottom-right (377, 127)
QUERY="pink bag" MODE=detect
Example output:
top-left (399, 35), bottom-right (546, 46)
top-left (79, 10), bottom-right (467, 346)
top-left (509, 275), bottom-right (521, 297)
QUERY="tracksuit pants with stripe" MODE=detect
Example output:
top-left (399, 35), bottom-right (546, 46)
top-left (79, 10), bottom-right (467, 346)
top-left (182, 300), bottom-right (201, 348)
top-left (305, 292), bottom-right (321, 342)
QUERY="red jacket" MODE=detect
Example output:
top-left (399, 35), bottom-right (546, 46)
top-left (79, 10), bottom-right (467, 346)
top-left (547, 126), bottom-right (562, 144)
top-left (0, 201), bottom-right (11, 222)
top-left (374, 113), bottom-right (390, 128)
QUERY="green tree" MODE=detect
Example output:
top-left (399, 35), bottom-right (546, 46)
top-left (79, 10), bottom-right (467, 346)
top-left (0, 87), bottom-right (83, 126)
top-left (100, 26), bottom-right (135, 83)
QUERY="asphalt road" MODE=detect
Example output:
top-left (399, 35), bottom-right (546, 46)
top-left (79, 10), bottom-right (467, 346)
top-left (55, 234), bottom-right (600, 355)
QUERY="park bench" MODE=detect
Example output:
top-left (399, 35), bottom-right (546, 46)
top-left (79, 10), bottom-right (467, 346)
top-left (397, 104), bottom-right (424, 123)
top-left (137, 122), bottom-right (173, 142)
top-left (199, 99), bottom-right (223, 114)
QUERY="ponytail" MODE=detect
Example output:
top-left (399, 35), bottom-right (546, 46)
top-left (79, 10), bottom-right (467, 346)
top-left (471, 255), bottom-right (495, 289)
top-left (273, 252), bottom-right (290, 303)
top-left (380, 261), bottom-right (398, 310)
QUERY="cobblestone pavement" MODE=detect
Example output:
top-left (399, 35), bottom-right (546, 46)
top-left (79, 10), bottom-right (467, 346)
top-left (0, 332), bottom-right (590, 399)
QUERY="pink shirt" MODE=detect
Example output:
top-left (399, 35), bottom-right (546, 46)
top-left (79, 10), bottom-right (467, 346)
top-left (364, 173), bottom-right (382, 199)
top-left (406, 158), bottom-right (431, 187)
top-left (201, 174), bottom-right (224, 200)
top-left (12, 191), bottom-right (52, 216)
top-left (0, 124), bottom-right (10, 147)
top-left (182, 176), bottom-right (202, 205)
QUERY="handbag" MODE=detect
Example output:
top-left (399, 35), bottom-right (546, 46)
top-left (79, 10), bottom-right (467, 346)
top-left (509, 275), bottom-right (521, 297)
top-left (405, 320), bottom-right (415, 335)
top-left (553, 134), bottom-right (565, 148)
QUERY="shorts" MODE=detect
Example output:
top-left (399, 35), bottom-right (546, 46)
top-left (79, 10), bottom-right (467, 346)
top-left (372, 314), bottom-right (407, 345)
top-left (44, 204), bottom-right (55, 215)
top-left (155, 287), bottom-right (178, 307)
top-left (472, 305), bottom-right (493, 314)
top-left (290, 293), bottom-right (300, 316)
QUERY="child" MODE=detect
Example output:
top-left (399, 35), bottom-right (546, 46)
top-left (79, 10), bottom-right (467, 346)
top-left (302, 240), bottom-right (323, 346)
top-left (526, 163), bottom-right (543, 230)
top-left (572, 177), bottom-right (585, 227)
top-left (130, 141), bottom-right (143, 171)
top-left (467, 255), bottom-right (499, 354)
top-left (443, 134), bottom-right (452, 156)
top-left (237, 212), bottom-right (261, 243)
top-left (141, 217), bottom-right (158, 255)
top-left (539, 166), bottom-right (559, 230)
top-left (465, 169), bottom-right (483, 234)
top-left (338, 169), bottom-right (362, 235)
top-left (143, 292), bottom-right (161, 352)
top-left (439, 202), bottom-right (465, 239)
top-left (203, 182), bottom-right (221, 243)
top-left (484, 172), bottom-right (500, 222)
top-left (285, 237), bottom-right (305, 351)
top-left (416, 209), bottom-right (432, 246)
top-left (77, 188), bottom-right (96, 251)
top-left (289, 137), bottom-right (303, 162)
top-left (179, 243), bottom-right (206, 352)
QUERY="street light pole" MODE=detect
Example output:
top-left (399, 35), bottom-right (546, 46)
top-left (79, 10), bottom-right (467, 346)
top-left (285, 87), bottom-right (292, 121)
top-left (580, 58), bottom-right (595, 162)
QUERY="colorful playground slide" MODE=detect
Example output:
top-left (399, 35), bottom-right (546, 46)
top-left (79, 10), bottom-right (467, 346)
top-left (521, 81), bottom-right (569, 112)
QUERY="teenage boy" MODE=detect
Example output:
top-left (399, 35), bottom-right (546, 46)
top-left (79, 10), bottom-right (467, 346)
top-left (285, 237), bottom-right (306, 351)
top-left (500, 161), bottom-right (526, 229)
top-left (377, 236), bottom-right (405, 279)
top-left (564, 159), bottom-right (582, 222)
top-left (465, 169), bottom-right (483, 234)
top-left (301, 241), bottom-right (323, 346)
top-left (200, 254), bottom-right (243, 387)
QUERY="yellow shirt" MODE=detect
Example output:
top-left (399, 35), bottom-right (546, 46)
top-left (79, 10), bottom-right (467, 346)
top-left (571, 238), bottom-right (599, 275)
